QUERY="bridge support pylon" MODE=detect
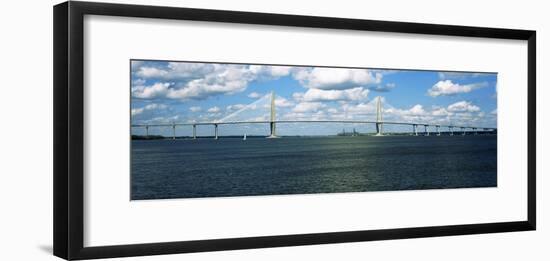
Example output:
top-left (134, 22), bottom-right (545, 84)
top-left (267, 91), bottom-right (279, 138)
top-left (267, 121), bottom-right (279, 138)
top-left (214, 124), bottom-right (219, 140)
top-left (413, 124), bottom-right (418, 136)
top-left (375, 96), bottom-right (383, 136)
top-left (436, 125), bottom-right (441, 136)
top-left (172, 123), bottom-right (176, 140)
top-left (375, 123), bottom-right (383, 136)
top-left (449, 126), bottom-right (453, 136)
top-left (192, 124), bottom-right (196, 139)
top-left (424, 125), bottom-right (430, 136)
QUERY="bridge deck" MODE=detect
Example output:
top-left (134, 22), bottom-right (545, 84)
top-left (131, 120), bottom-right (496, 130)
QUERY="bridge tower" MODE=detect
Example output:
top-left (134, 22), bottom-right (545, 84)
top-left (375, 96), bottom-right (383, 136)
top-left (267, 91), bottom-right (279, 138)
top-left (172, 122), bottom-right (176, 140)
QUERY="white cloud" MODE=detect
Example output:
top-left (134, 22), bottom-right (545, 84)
top-left (164, 62), bottom-right (217, 79)
top-left (275, 97), bottom-right (294, 107)
top-left (377, 104), bottom-right (428, 119)
top-left (131, 82), bottom-right (170, 99)
top-left (407, 104), bottom-right (426, 115)
top-left (249, 65), bottom-right (292, 78)
top-left (207, 106), bottom-right (221, 113)
top-left (292, 102), bottom-right (326, 113)
top-left (226, 104), bottom-right (246, 111)
top-left (431, 107), bottom-right (449, 116)
top-left (248, 92), bottom-right (262, 98)
top-left (166, 66), bottom-right (255, 100)
top-left (327, 108), bottom-right (339, 114)
top-left (340, 98), bottom-right (385, 116)
top-left (296, 87), bottom-right (369, 102)
top-left (133, 63), bottom-right (294, 100)
top-left (135, 67), bottom-right (169, 78)
top-left (132, 78), bottom-right (146, 85)
top-left (292, 92), bottom-right (304, 101)
top-left (131, 108), bottom-right (144, 116)
top-left (135, 63), bottom-right (215, 80)
top-left (131, 103), bottom-right (167, 116)
top-left (293, 67), bottom-right (382, 90)
top-left (189, 106), bottom-right (202, 112)
top-left (427, 80), bottom-right (487, 97)
top-left (447, 101), bottom-right (480, 112)
top-left (270, 66), bottom-right (292, 77)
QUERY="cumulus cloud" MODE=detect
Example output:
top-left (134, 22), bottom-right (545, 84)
top-left (164, 63), bottom-right (217, 79)
top-left (248, 92), bottom-right (262, 98)
top-left (131, 103), bottom-right (168, 116)
top-left (249, 65), bottom-right (292, 78)
top-left (327, 108), bottom-right (339, 114)
top-left (132, 63), bottom-right (294, 100)
top-left (427, 80), bottom-right (487, 97)
top-left (407, 104), bottom-right (426, 116)
top-left (386, 101), bottom-right (491, 126)
top-left (135, 67), bottom-right (169, 78)
top-left (275, 97), bottom-right (294, 107)
top-left (447, 101), bottom-right (480, 112)
top-left (292, 102), bottom-right (326, 113)
top-left (295, 87), bottom-right (370, 102)
top-left (131, 82), bottom-right (171, 99)
top-left (293, 67), bottom-right (382, 90)
top-left (132, 78), bottom-right (146, 86)
top-left (131, 108), bottom-right (143, 116)
top-left (292, 92), bottom-right (304, 101)
top-left (226, 104), bottom-right (246, 111)
top-left (165, 66), bottom-right (256, 100)
top-left (189, 106), bottom-right (201, 112)
top-left (135, 62), bottom-right (215, 80)
top-left (431, 107), bottom-right (449, 116)
top-left (207, 106), bottom-right (221, 113)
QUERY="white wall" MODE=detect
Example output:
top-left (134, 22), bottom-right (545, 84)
top-left (0, 0), bottom-right (547, 260)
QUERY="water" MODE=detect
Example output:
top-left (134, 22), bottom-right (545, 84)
top-left (131, 136), bottom-right (497, 200)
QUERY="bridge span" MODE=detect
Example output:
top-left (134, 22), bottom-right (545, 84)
top-left (131, 93), bottom-right (497, 139)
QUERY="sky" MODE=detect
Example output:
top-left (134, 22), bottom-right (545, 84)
top-left (130, 60), bottom-right (497, 136)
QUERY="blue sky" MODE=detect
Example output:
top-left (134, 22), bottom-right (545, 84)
top-left (130, 60), bottom-right (497, 136)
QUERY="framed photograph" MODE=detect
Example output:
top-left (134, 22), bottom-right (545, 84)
top-left (54, 1), bottom-right (536, 260)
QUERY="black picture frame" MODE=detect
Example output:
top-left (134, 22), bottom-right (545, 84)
top-left (54, 1), bottom-right (536, 260)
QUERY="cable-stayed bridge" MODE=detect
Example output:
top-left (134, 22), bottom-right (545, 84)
top-left (131, 92), bottom-right (497, 139)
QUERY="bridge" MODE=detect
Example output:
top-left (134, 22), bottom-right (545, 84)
top-left (131, 92), bottom-right (497, 139)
